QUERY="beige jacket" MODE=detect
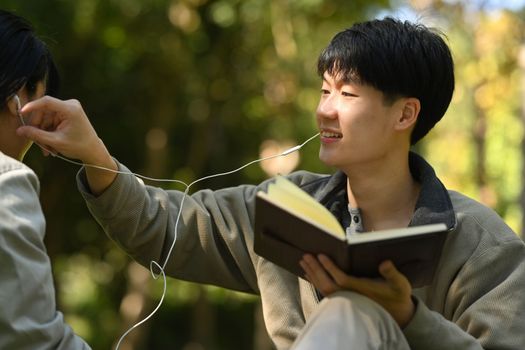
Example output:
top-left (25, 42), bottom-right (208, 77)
top-left (78, 153), bottom-right (525, 349)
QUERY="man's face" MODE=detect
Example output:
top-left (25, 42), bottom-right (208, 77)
top-left (316, 72), bottom-right (403, 172)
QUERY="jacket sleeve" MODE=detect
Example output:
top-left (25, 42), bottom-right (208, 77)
top-left (0, 166), bottom-right (90, 350)
top-left (403, 223), bottom-right (525, 349)
top-left (77, 161), bottom-right (268, 294)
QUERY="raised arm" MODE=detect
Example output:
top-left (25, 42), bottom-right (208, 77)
top-left (16, 96), bottom-right (117, 195)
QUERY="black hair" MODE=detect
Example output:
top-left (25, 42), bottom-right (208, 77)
top-left (317, 17), bottom-right (455, 145)
top-left (0, 10), bottom-right (59, 109)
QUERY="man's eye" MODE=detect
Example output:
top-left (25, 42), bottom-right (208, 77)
top-left (320, 89), bottom-right (330, 95)
top-left (342, 91), bottom-right (357, 97)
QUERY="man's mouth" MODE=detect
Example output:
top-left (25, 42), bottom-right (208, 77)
top-left (320, 131), bottom-right (342, 139)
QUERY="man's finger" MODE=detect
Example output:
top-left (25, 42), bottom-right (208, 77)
top-left (20, 95), bottom-right (61, 114)
top-left (318, 255), bottom-right (393, 297)
top-left (301, 255), bottom-right (340, 295)
top-left (317, 254), bottom-right (357, 287)
top-left (378, 260), bottom-right (409, 293)
top-left (17, 126), bottom-right (57, 146)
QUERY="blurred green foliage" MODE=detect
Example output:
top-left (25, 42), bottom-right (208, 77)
top-left (2, 0), bottom-right (391, 348)
top-left (2, 0), bottom-right (524, 349)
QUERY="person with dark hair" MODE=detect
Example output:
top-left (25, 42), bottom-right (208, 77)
top-left (316, 18), bottom-right (455, 145)
top-left (18, 17), bottom-right (525, 349)
top-left (0, 10), bottom-right (90, 349)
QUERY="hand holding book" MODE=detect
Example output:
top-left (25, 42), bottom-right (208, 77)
top-left (254, 176), bottom-right (449, 288)
top-left (301, 254), bottom-right (416, 327)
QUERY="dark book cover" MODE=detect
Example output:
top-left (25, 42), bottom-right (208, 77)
top-left (254, 193), bottom-right (449, 288)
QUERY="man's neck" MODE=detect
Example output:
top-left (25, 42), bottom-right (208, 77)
top-left (345, 153), bottom-right (420, 232)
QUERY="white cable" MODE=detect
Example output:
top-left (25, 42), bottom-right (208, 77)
top-left (15, 102), bottom-right (318, 350)
top-left (113, 260), bottom-right (167, 350)
top-left (160, 131), bottom-right (320, 271)
top-left (13, 95), bottom-right (26, 126)
top-left (107, 132), bottom-right (318, 349)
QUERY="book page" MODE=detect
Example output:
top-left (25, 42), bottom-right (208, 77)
top-left (346, 223), bottom-right (448, 244)
top-left (265, 176), bottom-right (345, 238)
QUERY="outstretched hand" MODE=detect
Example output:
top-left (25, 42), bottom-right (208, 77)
top-left (300, 254), bottom-right (415, 328)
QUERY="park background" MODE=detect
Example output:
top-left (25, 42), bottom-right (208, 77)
top-left (3, 0), bottom-right (525, 349)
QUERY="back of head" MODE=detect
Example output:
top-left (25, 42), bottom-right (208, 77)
top-left (0, 10), bottom-right (59, 109)
top-left (317, 17), bottom-right (455, 145)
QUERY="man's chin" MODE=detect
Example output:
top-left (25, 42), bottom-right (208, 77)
top-left (318, 151), bottom-right (339, 168)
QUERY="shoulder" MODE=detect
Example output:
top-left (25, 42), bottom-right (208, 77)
top-left (0, 153), bottom-right (45, 247)
top-left (222, 171), bottom-right (331, 205)
top-left (449, 190), bottom-right (515, 235)
top-left (0, 152), bottom-right (39, 195)
top-left (285, 170), bottom-right (332, 189)
top-left (286, 171), bottom-right (344, 204)
top-left (0, 152), bottom-right (28, 173)
top-left (447, 190), bottom-right (522, 256)
top-left (235, 170), bottom-right (331, 194)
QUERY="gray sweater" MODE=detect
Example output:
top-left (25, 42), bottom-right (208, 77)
top-left (78, 153), bottom-right (525, 349)
top-left (0, 152), bottom-right (90, 350)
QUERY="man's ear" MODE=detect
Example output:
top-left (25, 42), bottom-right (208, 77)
top-left (395, 97), bottom-right (420, 131)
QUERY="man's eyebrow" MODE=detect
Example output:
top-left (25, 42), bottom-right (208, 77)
top-left (322, 73), bottom-right (359, 87)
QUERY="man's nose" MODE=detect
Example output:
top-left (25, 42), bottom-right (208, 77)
top-left (317, 95), bottom-right (338, 119)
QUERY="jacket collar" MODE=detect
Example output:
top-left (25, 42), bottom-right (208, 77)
top-left (302, 152), bottom-right (456, 231)
top-left (408, 152), bottom-right (456, 230)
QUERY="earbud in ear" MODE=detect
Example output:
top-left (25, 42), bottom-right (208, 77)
top-left (12, 95), bottom-right (25, 125)
top-left (13, 94), bottom-right (21, 113)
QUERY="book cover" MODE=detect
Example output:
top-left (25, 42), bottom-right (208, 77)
top-left (253, 176), bottom-right (450, 288)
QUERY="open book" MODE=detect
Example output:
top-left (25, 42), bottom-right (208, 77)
top-left (254, 176), bottom-right (449, 288)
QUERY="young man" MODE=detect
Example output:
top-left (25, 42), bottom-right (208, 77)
top-left (18, 17), bottom-right (525, 349)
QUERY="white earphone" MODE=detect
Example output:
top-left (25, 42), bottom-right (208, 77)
top-left (12, 94), bottom-right (25, 125)
top-left (9, 93), bottom-right (319, 349)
